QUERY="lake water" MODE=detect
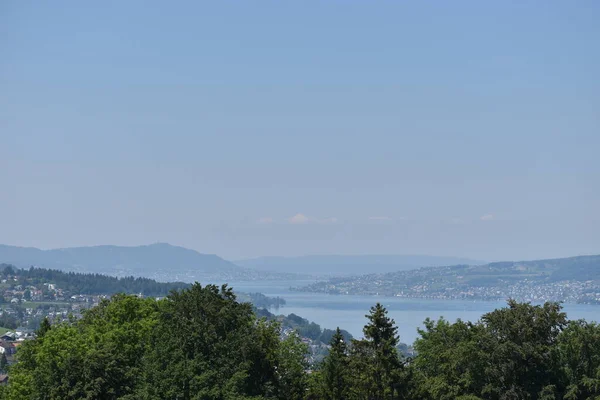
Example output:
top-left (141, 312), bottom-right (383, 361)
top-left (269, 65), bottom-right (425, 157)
top-left (222, 280), bottom-right (600, 345)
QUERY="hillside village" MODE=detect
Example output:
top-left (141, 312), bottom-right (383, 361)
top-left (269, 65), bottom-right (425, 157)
top-left (0, 270), bottom-right (117, 378)
top-left (0, 268), bottom-right (123, 332)
top-left (296, 256), bottom-right (600, 304)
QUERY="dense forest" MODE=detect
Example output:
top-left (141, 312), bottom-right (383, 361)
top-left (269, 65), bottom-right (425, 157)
top-left (2, 284), bottom-right (600, 399)
top-left (0, 264), bottom-right (189, 296)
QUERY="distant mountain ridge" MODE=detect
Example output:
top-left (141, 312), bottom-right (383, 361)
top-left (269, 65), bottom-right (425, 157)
top-left (0, 243), bottom-right (486, 281)
top-left (235, 254), bottom-right (485, 276)
top-left (0, 243), bottom-right (296, 282)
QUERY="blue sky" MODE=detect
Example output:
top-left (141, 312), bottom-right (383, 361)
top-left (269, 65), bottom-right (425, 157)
top-left (1, 1), bottom-right (599, 260)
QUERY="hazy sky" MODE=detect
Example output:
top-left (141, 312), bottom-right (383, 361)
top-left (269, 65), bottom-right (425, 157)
top-left (1, 1), bottom-right (599, 261)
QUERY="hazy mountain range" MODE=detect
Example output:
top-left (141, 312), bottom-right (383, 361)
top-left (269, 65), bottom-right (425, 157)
top-left (0, 243), bottom-right (244, 282)
top-left (0, 243), bottom-right (483, 281)
top-left (0, 244), bottom-right (597, 297)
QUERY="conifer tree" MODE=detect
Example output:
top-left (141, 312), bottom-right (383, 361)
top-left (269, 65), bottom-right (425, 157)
top-left (321, 327), bottom-right (349, 400)
top-left (36, 317), bottom-right (51, 338)
top-left (363, 303), bottom-right (403, 400)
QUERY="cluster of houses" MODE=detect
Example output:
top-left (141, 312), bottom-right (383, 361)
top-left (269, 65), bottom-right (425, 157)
top-left (1, 333), bottom-right (25, 357)
top-left (2, 280), bottom-right (77, 304)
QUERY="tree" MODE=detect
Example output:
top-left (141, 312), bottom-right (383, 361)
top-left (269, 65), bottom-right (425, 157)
top-left (365, 303), bottom-right (403, 399)
top-left (558, 320), bottom-right (600, 399)
top-left (7, 291), bottom-right (596, 400)
top-left (36, 317), bottom-right (51, 338)
top-left (3, 283), bottom-right (299, 400)
top-left (348, 303), bottom-right (404, 400)
top-left (277, 331), bottom-right (309, 400)
top-left (297, 321), bottom-right (322, 340)
top-left (23, 289), bottom-right (31, 301)
top-left (412, 317), bottom-right (489, 400)
top-left (348, 337), bottom-right (377, 399)
top-left (319, 328), bottom-right (353, 344)
top-left (480, 300), bottom-right (566, 399)
top-left (320, 327), bottom-right (349, 400)
top-left (412, 300), bottom-right (568, 400)
top-left (0, 353), bottom-right (7, 373)
top-left (4, 294), bottom-right (159, 399)
top-left (1, 265), bottom-right (15, 277)
top-left (138, 283), bottom-right (283, 399)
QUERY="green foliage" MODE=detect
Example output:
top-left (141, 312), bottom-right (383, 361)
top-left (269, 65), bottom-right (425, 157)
top-left (277, 331), bottom-right (309, 400)
top-left (3, 282), bottom-right (308, 399)
top-left (479, 300), bottom-right (566, 398)
top-left (346, 303), bottom-right (405, 400)
top-left (237, 292), bottom-right (286, 309)
top-left (4, 294), bottom-right (159, 399)
top-left (0, 314), bottom-right (18, 330)
top-left (297, 322), bottom-right (322, 341)
top-left (319, 327), bottom-right (353, 344)
top-left (320, 327), bottom-right (349, 400)
top-left (0, 353), bottom-right (7, 373)
top-left (413, 300), bottom-right (573, 400)
top-left (36, 317), bottom-right (51, 338)
top-left (558, 320), bottom-right (600, 399)
top-left (5, 293), bottom-right (600, 400)
top-left (139, 283), bottom-right (285, 399)
top-left (413, 318), bottom-right (489, 399)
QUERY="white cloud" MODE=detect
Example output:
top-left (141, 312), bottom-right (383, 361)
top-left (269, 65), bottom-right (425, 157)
top-left (369, 216), bottom-right (392, 221)
top-left (257, 217), bottom-right (274, 224)
top-left (480, 214), bottom-right (494, 221)
top-left (289, 213), bottom-right (309, 224)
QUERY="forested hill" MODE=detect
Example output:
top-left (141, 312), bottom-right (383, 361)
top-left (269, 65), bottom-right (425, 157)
top-left (0, 264), bottom-right (189, 296)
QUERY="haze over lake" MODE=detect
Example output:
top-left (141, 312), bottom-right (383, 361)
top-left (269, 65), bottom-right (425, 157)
top-left (225, 280), bottom-right (600, 344)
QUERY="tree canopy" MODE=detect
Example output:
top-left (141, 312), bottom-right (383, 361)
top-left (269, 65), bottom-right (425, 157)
top-left (1, 284), bottom-right (306, 400)
top-left (3, 292), bottom-right (600, 400)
